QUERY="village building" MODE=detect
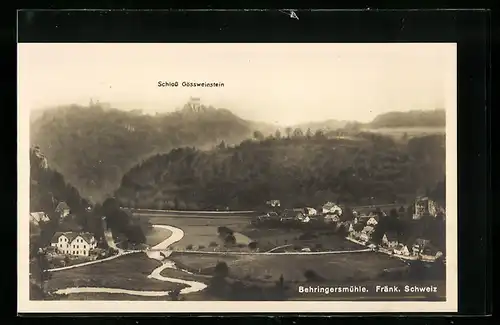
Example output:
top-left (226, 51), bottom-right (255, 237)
top-left (382, 232), bottom-right (399, 248)
top-left (361, 225), bottom-right (375, 235)
top-left (322, 202), bottom-right (342, 215)
top-left (413, 238), bottom-right (431, 253)
top-left (55, 201), bottom-right (71, 219)
top-left (266, 200), bottom-right (281, 208)
top-left (305, 207), bottom-right (318, 216)
top-left (359, 232), bottom-right (370, 243)
top-left (347, 223), bottom-right (354, 233)
top-left (357, 214), bottom-right (375, 225)
top-left (50, 231), bottom-right (98, 256)
top-left (366, 216), bottom-right (379, 226)
top-left (419, 245), bottom-right (443, 261)
top-left (324, 213), bottom-right (340, 223)
top-left (413, 197), bottom-right (438, 220)
top-left (393, 244), bottom-right (410, 256)
top-left (30, 212), bottom-right (50, 225)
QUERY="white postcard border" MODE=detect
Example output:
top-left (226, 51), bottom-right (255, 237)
top-left (17, 43), bottom-right (458, 313)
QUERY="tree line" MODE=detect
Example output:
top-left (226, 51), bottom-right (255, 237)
top-left (115, 133), bottom-right (446, 211)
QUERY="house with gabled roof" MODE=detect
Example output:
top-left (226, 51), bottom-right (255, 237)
top-left (30, 212), bottom-right (50, 225)
top-left (50, 231), bottom-right (97, 256)
top-left (55, 201), bottom-right (71, 219)
top-left (393, 244), bottom-right (410, 256)
top-left (322, 202), bottom-right (342, 215)
top-left (382, 232), bottom-right (399, 248)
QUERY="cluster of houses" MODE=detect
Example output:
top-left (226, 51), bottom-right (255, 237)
top-left (257, 197), bottom-right (445, 261)
top-left (30, 201), bottom-right (101, 258)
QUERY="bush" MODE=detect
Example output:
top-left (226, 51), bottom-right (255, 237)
top-left (248, 241), bottom-right (258, 250)
top-left (304, 269), bottom-right (324, 282)
top-left (214, 261), bottom-right (229, 278)
top-left (209, 241), bottom-right (218, 247)
top-left (224, 234), bottom-right (236, 246)
top-left (186, 244), bottom-right (193, 250)
top-left (198, 245), bottom-right (206, 249)
top-left (217, 226), bottom-right (233, 236)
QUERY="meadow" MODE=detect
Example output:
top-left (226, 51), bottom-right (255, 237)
top-left (46, 253), bottom-right (187, 293)
top-left (134, 213), bottom-right (254, 250)
top-left (170, 251), bottom-right (408, 283)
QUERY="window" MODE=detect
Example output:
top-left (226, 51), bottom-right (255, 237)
top-left (84, 245), bottom-right (86, 249)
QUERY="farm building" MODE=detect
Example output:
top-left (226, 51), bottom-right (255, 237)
top-left (382, 232), bottom-right (399, 248)
top-left (393, 244), bottom-right (410, 256)
top-left (413, 197), bottom-right (438, 220)
top-left (30, 212), bottom-right (50, 225)
top-left (50, 231), bottom-right (98, 256)
top-left (322, 202), bottom-right (342, 215)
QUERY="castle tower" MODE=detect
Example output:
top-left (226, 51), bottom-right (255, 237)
top-left (188, 97), bottom-right (201, 112)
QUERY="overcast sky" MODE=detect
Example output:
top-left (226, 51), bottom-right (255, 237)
top-left (18, 43), bottom-right (456, 125)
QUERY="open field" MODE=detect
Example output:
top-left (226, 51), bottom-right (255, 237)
top-left (144, 227), bottom-right (172, 247)
top-left (170, 251), bottom-right (408, 283)
top-left (46, 253), bottom-right (187, 293)
top-left (133, 213), bottom-right (254, 250)
top-left (241, 228), bottom-right (362, 252)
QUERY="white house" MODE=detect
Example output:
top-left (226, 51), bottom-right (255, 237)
top-left (266, 200), bottom-right (281, 207)
top-left (366, 217), bottom-right (378, 226)
top-left (324, 214), bottom-right (340, 223)
top-left (50, 231), bottom-right (98, 256)
top-left (413, 197), bottom-right (438, 220)
top-left (322, 202), bottom-right (342, 215)
top-left (359, 232), bottom-right (370, 242)
top-left (382, 232), bottom-right (399, 248)
top-left (299, 215), bottom-right (311, 223)
top-left (362, 225), bottom-right (375, 235)
top-left (30, 212), bottom-right (50, 225)
top-left (348, 223), bottom-right (354, 233)
top-left (305, 207), bottom-right (318, 216)
top-left (55, 201), bottom-right (71, 219)
top-left (393, 244), bottom-right (410, 256)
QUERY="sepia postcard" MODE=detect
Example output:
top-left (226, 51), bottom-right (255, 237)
top-left (18, 43), bottom-right (457, 313)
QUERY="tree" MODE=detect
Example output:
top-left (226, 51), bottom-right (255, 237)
top-left (217, 140), bottom-right (226, 150)
top-left (314, 130), bottom-right (325, 139)
top-left (274, 129), bottom-right (282, 139)
top-left (306, 128), bottom-right (312, 138)
top-left (285, 127), bottom-right (292, 138)
top-left (253, 130), bottom-right (265, 141)
top-left (293, 128), bottom-right (303, 138)
top-left (214, 261), bottom-right (229, 279)
top-left (169, 288), bottom-right (181, 301)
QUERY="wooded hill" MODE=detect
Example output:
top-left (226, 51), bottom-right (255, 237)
top-left (29, 146), bottom-right (148, 256)
top-left (30, 103), bottom-right (264, 202)
top-left (30, 102), bottom-right (445, 204)
top-left (114, 132), bottom-right (446, 211)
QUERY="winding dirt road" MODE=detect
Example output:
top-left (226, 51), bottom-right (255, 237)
top-left (54, 225), bottom-right (208, 297)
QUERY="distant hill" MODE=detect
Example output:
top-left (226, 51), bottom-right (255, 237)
top-left (368, 109), bottom-right (445, 129)
top-left (30, 102), bottom-right (268, 202)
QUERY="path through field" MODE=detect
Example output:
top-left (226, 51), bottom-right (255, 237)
top-left (53, 225), bottom-right (208, 297)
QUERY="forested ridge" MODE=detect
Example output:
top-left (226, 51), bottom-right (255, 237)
top-left (369, 109), bottom-right (445, 129)
top-left (30, 101), bottom-right (445, 205)
top-left (30, 103), bottom-right (264, 202)
top-left (115, 132), bottom-right (446, 211)
top-left (30, 147), bottom-right (148, 256)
